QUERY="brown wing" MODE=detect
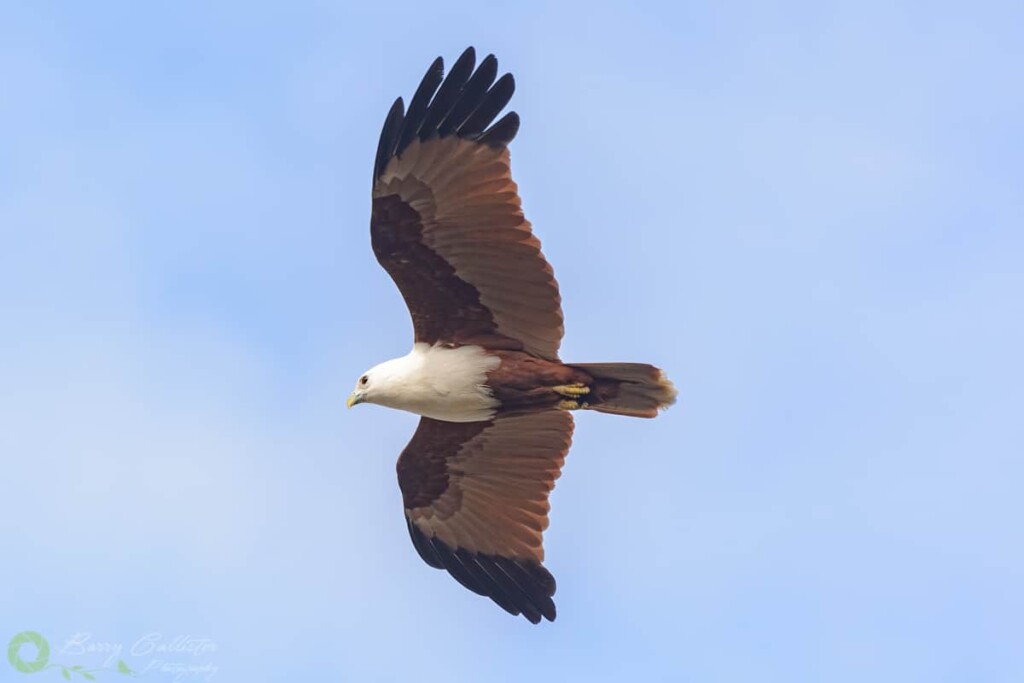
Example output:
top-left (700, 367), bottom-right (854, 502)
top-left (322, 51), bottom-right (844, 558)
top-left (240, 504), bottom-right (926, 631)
top-left (397, 411), bottom-right (573, 623)
top-left (370, 47), bottom-right (564, 361)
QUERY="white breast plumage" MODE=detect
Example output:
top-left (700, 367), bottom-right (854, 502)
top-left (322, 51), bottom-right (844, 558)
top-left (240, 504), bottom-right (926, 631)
top-left (370, 343), bottom-right (500, 422)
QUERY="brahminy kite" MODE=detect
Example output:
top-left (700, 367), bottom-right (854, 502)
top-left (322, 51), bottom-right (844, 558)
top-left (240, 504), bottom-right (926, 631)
top-left (348, 47), bottom-right (677, 623)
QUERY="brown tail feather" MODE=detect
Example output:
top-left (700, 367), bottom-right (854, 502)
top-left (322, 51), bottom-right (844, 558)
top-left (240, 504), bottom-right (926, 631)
top-left (570, 362), bottom-right (678, 418)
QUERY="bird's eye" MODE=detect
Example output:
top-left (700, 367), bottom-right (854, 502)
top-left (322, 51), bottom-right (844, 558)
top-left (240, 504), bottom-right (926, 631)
top-left (359, 375), bottom-right (368, 386)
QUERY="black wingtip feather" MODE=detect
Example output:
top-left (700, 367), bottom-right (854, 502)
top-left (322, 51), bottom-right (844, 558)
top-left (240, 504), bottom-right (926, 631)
top-left (438, 53), bottom-right (498, 137)
top-left (373, 96), bottom-right (404, 182)
top-left (455, 548), bottom-right (533, 620)
top-left (374, 47), bottom-right (521, 180)
top-left (396, 56), bottom-right (444, 153)
top-left (429, 537), bottom-right (489, 598)
top-left (495, 555), bottom-right (557, 622)
top-left (418, 47), bottom-right (476, 142)
top-left (478, 111), bottom-right (520, 148)
top-left (479, 555), bottom-right (546, 623)
top-left (459, 72), bottom-right (515, 139)
top-left (407, 523), bottom-right (557, 624)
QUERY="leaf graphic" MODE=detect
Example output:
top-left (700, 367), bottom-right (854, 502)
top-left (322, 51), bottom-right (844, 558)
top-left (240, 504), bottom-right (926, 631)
top-left (61, 668), bottom-right (71, 681)
top-left (71, 665), bottom-right (85, 671)
top-left (117, 659), bottom-right (134, 674)
top-left (82, 673), bottom-right (96, 681)
top-left (7, 631), bottom-right (51, 673)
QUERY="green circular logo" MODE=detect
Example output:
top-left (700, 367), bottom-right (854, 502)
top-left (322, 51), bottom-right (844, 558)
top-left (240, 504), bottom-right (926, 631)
top-left (7, 631), bottom-right (50, 673)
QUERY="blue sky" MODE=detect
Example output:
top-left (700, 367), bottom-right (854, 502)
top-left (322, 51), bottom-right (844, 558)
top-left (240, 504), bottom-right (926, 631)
top-left (2, 1), bottom-right (1022, 681)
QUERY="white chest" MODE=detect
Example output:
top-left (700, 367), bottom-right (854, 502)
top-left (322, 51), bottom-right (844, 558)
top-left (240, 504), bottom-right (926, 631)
top-left (372, 344), bottom-right (500, 422)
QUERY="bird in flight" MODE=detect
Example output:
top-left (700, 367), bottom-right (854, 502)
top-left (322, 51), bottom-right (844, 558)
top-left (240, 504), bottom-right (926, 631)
top-left (349, 47), bottom-right (677, 623)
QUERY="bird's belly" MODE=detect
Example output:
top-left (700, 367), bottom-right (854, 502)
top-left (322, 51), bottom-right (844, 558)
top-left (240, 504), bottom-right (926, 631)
top-left (388, 383), bottom-right (498, 423)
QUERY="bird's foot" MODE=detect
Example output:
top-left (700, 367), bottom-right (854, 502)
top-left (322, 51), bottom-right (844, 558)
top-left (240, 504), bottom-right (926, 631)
top-left (553, 383), bottom-right (590, 398)
top-left (557, 398), bottom-right (590, 411)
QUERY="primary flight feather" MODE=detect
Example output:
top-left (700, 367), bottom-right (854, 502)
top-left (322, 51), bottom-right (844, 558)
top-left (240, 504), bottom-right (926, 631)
top-left (349, 47), bottom-right (677, 623)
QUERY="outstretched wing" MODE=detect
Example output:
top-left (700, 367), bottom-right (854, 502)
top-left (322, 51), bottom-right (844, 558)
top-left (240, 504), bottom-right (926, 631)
top-left (370, 47), bottom-right (564, 361)
top-left (397, 411), bottom-right (573, 623)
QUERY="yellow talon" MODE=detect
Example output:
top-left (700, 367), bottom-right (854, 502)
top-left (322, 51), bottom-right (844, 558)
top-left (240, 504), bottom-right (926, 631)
top-left (553, 383), bottom-right (590, 398)
top-left (558, 399), bottom-right (580, 410)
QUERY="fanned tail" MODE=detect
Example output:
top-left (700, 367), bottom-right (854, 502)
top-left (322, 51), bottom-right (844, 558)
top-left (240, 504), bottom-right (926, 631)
top-left (570, 363), bottom-right (677, 418)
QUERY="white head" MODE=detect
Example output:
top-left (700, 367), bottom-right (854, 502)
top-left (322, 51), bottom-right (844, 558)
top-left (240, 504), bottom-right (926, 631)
top-left (346, 355), bottom-right (417, 410)
top-left (345, 344), bottom-right (500, 422)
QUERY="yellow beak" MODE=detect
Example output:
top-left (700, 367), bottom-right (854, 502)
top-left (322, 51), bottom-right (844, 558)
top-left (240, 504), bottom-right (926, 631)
top-left (346, 392), bottom-right (360, 409)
